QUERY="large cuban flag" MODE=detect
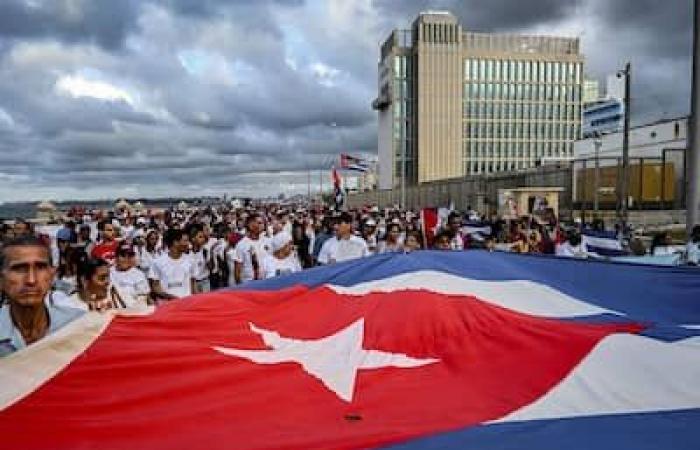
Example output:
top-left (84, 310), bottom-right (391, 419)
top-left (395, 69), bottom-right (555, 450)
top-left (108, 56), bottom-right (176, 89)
top-left (1, 251), bottom-right (699, 449)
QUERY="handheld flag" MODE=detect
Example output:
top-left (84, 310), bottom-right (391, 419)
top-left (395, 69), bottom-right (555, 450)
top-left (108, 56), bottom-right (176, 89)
top-left (340, 153), bottom-right (370, 172)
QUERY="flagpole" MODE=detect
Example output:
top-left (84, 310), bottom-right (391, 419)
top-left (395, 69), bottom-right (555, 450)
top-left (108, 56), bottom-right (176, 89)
top-left (687, 0), bottom-right (700, 233)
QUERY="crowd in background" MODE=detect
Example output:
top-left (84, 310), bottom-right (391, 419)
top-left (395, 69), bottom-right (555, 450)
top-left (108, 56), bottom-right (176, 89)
top-left (1, 200), bottom-right (699, 313)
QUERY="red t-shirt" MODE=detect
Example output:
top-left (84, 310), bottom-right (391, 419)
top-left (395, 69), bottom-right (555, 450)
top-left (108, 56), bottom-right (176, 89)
top-left (91, 240), bottom-right (119, 263)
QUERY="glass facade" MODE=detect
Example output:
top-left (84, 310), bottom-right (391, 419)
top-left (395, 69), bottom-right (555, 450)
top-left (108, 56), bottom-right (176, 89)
top-left (392, 54), bottom-right (415, 185)
top-left (463, 58), bottom-right (582, 174)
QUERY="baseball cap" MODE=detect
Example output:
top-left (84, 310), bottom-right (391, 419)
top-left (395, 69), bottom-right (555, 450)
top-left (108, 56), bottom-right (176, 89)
top-left (116, 243), bottom-right (136, 256)
top-left (365, 218), bottom-right (377, 227)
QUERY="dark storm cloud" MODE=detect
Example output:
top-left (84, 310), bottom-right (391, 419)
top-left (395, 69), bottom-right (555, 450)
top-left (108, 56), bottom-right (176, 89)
top-left (596, 0), bottom-right (692, 59)
top-left (0, 0), bottom-right (693, 201)
top-left (374, 0), bottom-right (578, 32)
top-left (583, 0), bottom-right (692, 123)
top-left (0, 0), bottom-right (141, 50)
top-left (161, 0), bottom-right (304, 18)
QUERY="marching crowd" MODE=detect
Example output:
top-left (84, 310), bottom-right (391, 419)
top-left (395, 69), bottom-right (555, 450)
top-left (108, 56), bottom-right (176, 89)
top-left (1, 201), bottom-right (699, 356)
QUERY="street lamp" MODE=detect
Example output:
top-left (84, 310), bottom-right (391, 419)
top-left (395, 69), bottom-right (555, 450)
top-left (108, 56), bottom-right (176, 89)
top-left (616, 62), bottom-right (631, 234)
top-left (593, 134), bottom-right (602, 213)
top-left (687, 0), bottom-right (700, 234)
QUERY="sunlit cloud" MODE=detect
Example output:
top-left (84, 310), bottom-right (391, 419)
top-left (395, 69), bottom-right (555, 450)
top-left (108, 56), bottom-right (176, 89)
top-left (55, 74), bottom-right (135, 105)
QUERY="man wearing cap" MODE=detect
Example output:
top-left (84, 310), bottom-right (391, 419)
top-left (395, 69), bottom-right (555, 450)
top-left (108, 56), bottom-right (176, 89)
top-left (110, 243), bottom-right (150, 308)
top-left (0, 236), bottom-right (83, 356)
top-left (361, 218), bottom-right (378, 255)
top-left (261, 232), bottom-right (302, 279)
top-left (317, 212), bottom-right (369, 265)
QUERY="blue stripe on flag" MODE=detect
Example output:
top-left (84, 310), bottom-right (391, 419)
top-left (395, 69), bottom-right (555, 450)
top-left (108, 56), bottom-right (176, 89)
top-left (384, 408), bottom-right (700, 450)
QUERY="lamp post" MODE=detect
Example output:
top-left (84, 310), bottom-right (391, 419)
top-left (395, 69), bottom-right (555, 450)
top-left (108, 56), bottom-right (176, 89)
top-left (594, 136), bottom-right (602, 212)
top-left (688, 0), bottom-right (700, 234)
top-left (617, 62), bottom-right (631, 234)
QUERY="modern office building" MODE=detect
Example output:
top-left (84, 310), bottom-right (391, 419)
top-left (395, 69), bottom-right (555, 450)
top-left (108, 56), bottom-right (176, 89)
top-left (374, 11), bottom-right (584, 190)
top-left (582, 78), bottom-right (600, 104)
top-left (581, 75), bottom-right (625, 138)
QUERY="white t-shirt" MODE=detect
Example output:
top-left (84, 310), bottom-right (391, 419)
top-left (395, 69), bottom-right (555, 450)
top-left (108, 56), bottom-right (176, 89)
top-left (262, 254), bottom-right (302, 279)
top-left (190, 248), bottom-right (210, 281)
top-left (110, 267), bottom-right (150, 308)
top-left (121, 225), bottom-right (135, 240)
top-left (317, 235), bottom-right (369, 264)
top-left (148, 253), bottom-right (195, 298)
top-left (138, 248), bottom-right (161, 274)
top-left (230, 236), bottom-right (270, 284)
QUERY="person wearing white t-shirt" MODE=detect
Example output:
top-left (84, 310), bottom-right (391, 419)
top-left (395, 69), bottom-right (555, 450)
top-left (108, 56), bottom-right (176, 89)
top-left (232, 214), bottom-right (269, 285)
top-left (188, 224), bottom-right (211, 293)
top-left (138, 229), bottom-right (161, 275)
top-left (262, 231), bottom-right (302, 279)
top-left (110, 243), bottom-right (150, 308)
top-left (317, 212), bottom-right (369, 265)
top-left (148, 229), bottom-right (195, 300)
top-left (207, 230), bottom-right (227, 289)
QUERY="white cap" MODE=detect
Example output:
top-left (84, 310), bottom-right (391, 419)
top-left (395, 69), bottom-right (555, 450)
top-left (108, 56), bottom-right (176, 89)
top-left (272, 231), bottom-right (293, 252)
top-left (365, 219), bottom-right (377, 227)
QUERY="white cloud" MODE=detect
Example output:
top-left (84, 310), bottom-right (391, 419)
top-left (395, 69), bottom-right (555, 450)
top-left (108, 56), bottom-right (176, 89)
top-left (55, 74), bottom-right (135, 105)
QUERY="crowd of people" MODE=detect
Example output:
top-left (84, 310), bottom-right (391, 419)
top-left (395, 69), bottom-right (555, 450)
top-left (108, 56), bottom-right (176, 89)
top-left (1, 200), bottom-right (699, 356)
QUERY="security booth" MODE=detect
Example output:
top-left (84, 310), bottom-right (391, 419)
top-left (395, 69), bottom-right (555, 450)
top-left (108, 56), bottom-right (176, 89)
top-left (498, 187), bottom-right (564, 220)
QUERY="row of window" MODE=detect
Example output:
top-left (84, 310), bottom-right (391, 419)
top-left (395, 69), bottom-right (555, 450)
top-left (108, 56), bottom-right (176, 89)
top-left (421, 23), bottom-right (459, 44)
top-left (465, 120), bottom-right (579, 141)
top-left (465, 142), bottom-right (573, 174)
top-left (464, 101), bottom-right (580, 121)
top-left (466, 160), bottom-right (539, 174)
top-left (465, 141), bottom-right (573, 156)
top-left (465, 59), bottom-right (581, 84)
top-left (464, 82), bottom-right (581, 102)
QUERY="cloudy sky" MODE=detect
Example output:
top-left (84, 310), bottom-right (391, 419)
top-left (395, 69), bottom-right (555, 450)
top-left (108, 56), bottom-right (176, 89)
top-left (0, 0), bottom-right (693, 202)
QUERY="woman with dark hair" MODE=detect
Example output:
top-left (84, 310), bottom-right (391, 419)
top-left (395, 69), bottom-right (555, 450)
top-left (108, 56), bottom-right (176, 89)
top-left (291, 221), bottom-right (313, 269)
top-left (64, 258), bottom-right (125, 311)
top-left (403, 230), bottom-right (423, 252)
top-left (53, 244), bottom-right (87, 295)
top-left (137, 229), bottom-right (161, 275)
top-left (377, 223), bottom-right (404, 254)
top-left (432, 230), bottom-right (454, 251)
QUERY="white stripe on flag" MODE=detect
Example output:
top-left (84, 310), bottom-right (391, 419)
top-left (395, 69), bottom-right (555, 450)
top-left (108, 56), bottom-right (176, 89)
top-left (0, 308), bottom-right (153, 411)
top-left (328, 270), bottom-right (621, 318)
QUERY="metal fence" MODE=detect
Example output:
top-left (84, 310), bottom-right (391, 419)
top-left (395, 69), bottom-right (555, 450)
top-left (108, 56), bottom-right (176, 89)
top-left (347, 165), bottom-right (573, 216)
top-left (572, 147), bottom-right (687, 215)
top-left (348, 148), bottom-right (687, 219)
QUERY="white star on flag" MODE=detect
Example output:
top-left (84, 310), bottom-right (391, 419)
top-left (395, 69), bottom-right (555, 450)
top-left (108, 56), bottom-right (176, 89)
top-left (213, 319), bottom-right (440, 402)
